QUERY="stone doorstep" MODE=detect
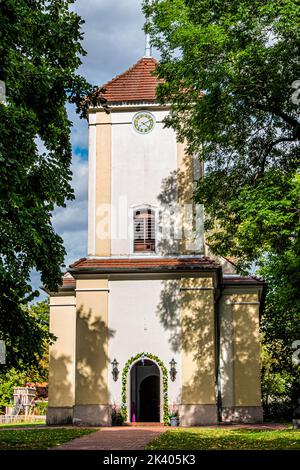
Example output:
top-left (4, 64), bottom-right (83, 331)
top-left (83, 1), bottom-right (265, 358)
top-left (127, 422), bottom-right (163, 427)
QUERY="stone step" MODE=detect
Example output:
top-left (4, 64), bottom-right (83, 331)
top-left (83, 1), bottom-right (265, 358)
top-left (128, 422), bottom-right (163, 427)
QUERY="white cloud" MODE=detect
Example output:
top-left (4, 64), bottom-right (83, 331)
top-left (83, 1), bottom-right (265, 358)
top-left (73, 0), bottom-right (146, 85)
top-left (30, 154), bottom-right (88, 298)
top-left (60, 0), bottom-right (150, 267)
top-left (52, 154), bottom-right (88, 263)
top-left (31, 1), bottom-right (150, 298)
top-left (69, 106), bottom-right (89, 154)
top-left (67, 0), bottom-right (149, 161)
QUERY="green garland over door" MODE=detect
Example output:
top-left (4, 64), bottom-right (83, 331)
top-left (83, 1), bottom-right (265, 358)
top-left (121, 352), bottom-right (169, 425)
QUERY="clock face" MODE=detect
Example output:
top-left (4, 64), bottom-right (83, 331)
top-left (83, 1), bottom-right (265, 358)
top-left (133, 111), bottom-right (155, 134)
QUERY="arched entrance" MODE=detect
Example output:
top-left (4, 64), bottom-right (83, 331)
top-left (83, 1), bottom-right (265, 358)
top-left (130, 359), bottom-right (160, 422)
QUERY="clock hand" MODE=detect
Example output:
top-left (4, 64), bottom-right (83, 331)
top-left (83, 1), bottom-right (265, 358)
top-left (142, 119), bottom-right (152, 128)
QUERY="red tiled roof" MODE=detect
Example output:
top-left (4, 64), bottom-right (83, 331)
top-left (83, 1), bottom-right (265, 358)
top-left (26, 382), bottom-right (48, 388)
top-left (100, 57), bottom-right (162, 103)
top-left (69, 257), bottom-right (220, 272)
top-left (62, 275), bottom-right (75, 288)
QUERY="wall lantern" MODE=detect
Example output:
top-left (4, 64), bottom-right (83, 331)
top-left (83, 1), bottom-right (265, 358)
top-left (111, 358), bottom-right (119, 382)
top-left (169, 358), bottom-right (177, 382)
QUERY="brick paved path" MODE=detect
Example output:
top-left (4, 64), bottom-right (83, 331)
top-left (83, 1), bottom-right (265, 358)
top-left (56, 426), bottom-right (166, 451)
top-left (53, 423), bottom-right (289, 451)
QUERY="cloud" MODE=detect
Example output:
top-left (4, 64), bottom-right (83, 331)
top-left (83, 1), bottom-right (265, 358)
top-left (73, 0), bottom-right (146, 85)
top-left (59, 0), bottom-right (149, 255)
top-left (32, 1), bottom-right (149, 298)
top-left (60, 0), bottom-right (149, 266)
top-left (69, 106), bottom-right (89, 156)
top-left (52, 154), bottom-right (88, 264)
top-left (30, 270), bottom-right (47, 301)
top-left (66, 0), bottom-right (148, 163)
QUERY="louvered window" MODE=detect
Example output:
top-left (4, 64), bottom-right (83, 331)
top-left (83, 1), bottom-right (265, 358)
top-left (134, 209), bottom-right (155, 252)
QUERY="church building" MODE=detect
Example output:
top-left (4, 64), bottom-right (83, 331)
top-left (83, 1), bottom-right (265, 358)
top-left (47, 51), bottom-right (264, 426)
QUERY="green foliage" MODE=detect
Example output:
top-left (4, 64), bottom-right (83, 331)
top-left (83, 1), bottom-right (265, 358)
top-left (0, 364), bottom-right (48, 410)
top-left (0, 300), bottom-right (50, 408)
top-left (258, 242), bottom-right (300, 420)
top-left (0, 421), bottom-right (45, 428)
top-left (168, 409), bottom-right (179, 419)
top-left (259, 250), bottom-right (300, 350)
top-left (261, 341), bottom-right (294, 420)
top-left (0, 428), bottom-right (97, 450)
top-left (145, 1), bottom-right (300, 421)
top-left (0, 0), bottom-right (103, 367)
top-left (121, 352), bottom-right (169, 425)
top-left (34, 401), bottom-right (48, 416)
top-left (145, 427), bottom-right (300, 450)
top-left (111, 404), bottom-right (125, 426)
top-left (144, 0), bottom-right (300, 269)
top-left (144, 0), bottom-right (300, 177)
top-left (199, 171), bottom-right (300, 271)
top-left (0, 368), bottom-right (26, 409)
top-left (259, 249), bottom-right (300, 419)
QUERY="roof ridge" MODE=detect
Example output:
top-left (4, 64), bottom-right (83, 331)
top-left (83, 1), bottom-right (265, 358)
top-left (69, 257), bottom-right (87, 268)
top-left (94, 56), bottom-right (161, 104)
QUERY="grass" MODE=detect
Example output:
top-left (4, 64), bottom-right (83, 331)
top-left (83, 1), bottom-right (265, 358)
top-left (0, 427), bottom-right (98, 450)
top-left (145, 427), bottom-right (300, 450)
top-left (0, 421), bottom-right (45, 428)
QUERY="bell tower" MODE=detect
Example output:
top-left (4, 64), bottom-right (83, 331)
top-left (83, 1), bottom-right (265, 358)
top-left (47, 54), bottom-right (264, 428)
top-left (87, 56), bottom-right (204, 259)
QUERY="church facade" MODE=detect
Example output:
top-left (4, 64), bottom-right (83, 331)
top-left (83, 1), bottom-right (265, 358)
top-left (47, 56), bottom-right (264, 426)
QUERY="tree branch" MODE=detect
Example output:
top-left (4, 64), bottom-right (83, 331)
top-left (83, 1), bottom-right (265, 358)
top-left (256, 103), bottom-right (300, 134)
top-left (259, 136), bottom-right (297, 176)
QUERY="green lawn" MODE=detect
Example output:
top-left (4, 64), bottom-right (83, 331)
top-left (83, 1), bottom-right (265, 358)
top-left (0, 421), bottom-right (45, 428)
top-left (146, 427), bottom-right (300, 450)
top-left (0, 427), bottom-right (98, 450)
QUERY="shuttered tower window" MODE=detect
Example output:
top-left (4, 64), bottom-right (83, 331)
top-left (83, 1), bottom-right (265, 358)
top-left (134, 209), bottom-right (155, 252)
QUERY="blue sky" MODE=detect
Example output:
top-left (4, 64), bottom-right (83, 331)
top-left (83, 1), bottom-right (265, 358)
top-left (32, 0), bottom-right (147, 297)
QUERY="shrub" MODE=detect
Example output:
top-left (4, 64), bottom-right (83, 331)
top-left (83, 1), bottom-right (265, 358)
top-left (34, 400), bottom-right (48, 415)
top-left (111, 405), bottom-right (125, 426)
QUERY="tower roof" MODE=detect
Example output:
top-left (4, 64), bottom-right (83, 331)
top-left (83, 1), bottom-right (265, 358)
top-left (100, 57), bottom-right (162, 103)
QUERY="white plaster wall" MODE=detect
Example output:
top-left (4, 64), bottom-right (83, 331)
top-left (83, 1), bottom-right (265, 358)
top-left (108, 279), bottom-right (181, 407)
top-left (110, 110), bottom-right (178, 256)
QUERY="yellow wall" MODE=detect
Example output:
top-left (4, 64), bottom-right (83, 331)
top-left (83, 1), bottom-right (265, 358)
top-left (232, 295), bottom-right (261, 406)
top-left (177, 141), bottom-right (195, 253)
top-left (75, 279), bottom-right (109, 405)
top-left (95, 111), bottom-right (111, 256)
top-left (180, 277), bottom-right (216, 404)
top-left (48, 295), bottom-right (76, 407)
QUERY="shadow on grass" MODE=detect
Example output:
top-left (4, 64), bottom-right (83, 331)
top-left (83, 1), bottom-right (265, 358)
top-left (145, 428), bottom-right (300, 450)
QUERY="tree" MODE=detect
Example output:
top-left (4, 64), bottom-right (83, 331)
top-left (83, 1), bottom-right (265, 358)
top-left (0, 0), bottom-right (106, 367)
top-left (0, 300), bottom-right (50, 409)
top-left (260, 340), bottom-right (298, 421)
top-left (259, 249), bottom-right (300, 417)
top-left (144, 0), bottom-right (300, 266)
top-left (145, 0), bottom-right (300, 166)
top-left (198, 171), bottom-right (300, 271)
top-left (144, 0), bottom-right (300, 415)
top-left (143, 0), bottom-right (300, 284)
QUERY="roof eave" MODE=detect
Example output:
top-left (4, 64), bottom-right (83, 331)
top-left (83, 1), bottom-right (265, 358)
top-left (68, 265), bottom-right (221, 275)
top-left (88, 101), bottom-right (169, 113)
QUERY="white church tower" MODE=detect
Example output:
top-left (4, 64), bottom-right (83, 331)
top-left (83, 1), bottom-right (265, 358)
top-left (47, 50), bottom-right (264, 426)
